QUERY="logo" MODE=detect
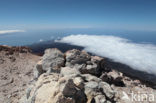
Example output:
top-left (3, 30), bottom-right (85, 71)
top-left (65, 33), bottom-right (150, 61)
top-left (121, 91), bottom-right (155, 102)
top-left (122, 91), bottom-right (130, 100)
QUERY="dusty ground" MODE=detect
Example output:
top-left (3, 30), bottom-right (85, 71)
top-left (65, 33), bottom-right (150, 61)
top-left (0, 47), bottom-right (40, 103)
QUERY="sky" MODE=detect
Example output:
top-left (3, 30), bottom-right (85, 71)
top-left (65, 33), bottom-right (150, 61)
top-left (0, 0), bottom-right (156, 31)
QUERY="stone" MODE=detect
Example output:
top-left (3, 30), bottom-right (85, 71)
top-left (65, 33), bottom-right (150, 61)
top-left (33, 60), bottom-right (44, 79)
top-left (23, 73), bottom-right (60, 103)
top-left (85, 81), bottom-right (99, 90)
top-left (42, 48), bottom-right (65, 73)
top-left (74, 64), bottom-right (86, 71)
top-left (34, 48), bottom-right (65, 79)
top-left (80, 56), bottom-right (103, 76)
top-left (73, 77), bottom-right (84, 89)
top-left (99, 82), bottom-right (115, 99)
top-left (100, 70), bottom-right (125, 87)
top-left (60, 67), bottom-right (80, 77)
top-left (85, 63), bottom-right (100, 75)
top-left (65, 50), bottom-right (103, 76)
top-left (94, 95), bottom-right (106, 103)
top-left (65, 49), bottom-right (91, 67)
top-left (23, 72), bottom-right (87, 103)
top-left (82, 74), bottom-right (102, 83)
top-left (99, 59), bottom-right (111, 72)
top-left (60, 79), bottom-right (77, 97)
top-left (58, 77), bottom-right (87, 103)
top-left (84, 81), bottom-right (101, 103)
top-left (91, 56), bottom-right (103, 64)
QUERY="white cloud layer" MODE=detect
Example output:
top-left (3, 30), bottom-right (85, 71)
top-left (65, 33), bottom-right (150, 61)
top-left (0, 30), bottom-right (25, 35)
top-left (58, 34), bottom-right (156, 75)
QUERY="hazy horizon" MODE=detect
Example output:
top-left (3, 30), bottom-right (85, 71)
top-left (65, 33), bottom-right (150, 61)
top-left (0, 0), bottom-right (156, 31)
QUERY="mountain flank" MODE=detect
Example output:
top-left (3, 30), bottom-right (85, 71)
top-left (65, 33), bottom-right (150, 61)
top-left (0, 45), bottom-right (156, 103)
top-left (0, 45), bottom-right (40, 103)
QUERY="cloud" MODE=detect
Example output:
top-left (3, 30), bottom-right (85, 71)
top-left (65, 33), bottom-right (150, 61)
top-left (0, 30), bottom-right (25, 35)
top-left (58, 34), bottom-right (156, 75)
top-left (39, 39), bottom-right (44, 42)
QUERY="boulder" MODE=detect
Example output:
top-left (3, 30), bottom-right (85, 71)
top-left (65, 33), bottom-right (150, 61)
top-left (22, 73), bottom-right (59, 103)
top-left (82, 74), bottom-right (101, 83)
top-left (65, 50), bottom-right (105, 76)
top-left (65, 49), bottom-right (91, 67)
top-left (33, 60), bottom-right (44, 79)
top-left (73, 77), bottom-right (84, 89)
top-left (23, 72), bottom-right (87, 103)
top-left (94, 95), bottom-right (106, 103)
top-left (99, 59), bottom-right (111, 72)
top-left (33, 48), bottom-right (65, 79)
top-left (84, 81), bottom-right (115, 103)
top-left (42, 48), bottom-right (65, 73)
top-left (99, 82), bottom-right (115, 99)
top-left (100, 70), bottom-right (125, 86)
top-left (82, 63), bottom-right (100, 76)
top-left (60, 67), bottom-right (80, 78)
top-left (84, 81), bottom-right (101, 103)
top-left (85, 81), bottom-right (99, 90)
top-left (90, 56), bottom-right (103, 64)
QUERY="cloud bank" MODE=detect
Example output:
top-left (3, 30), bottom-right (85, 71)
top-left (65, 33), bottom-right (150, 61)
top-left (58, 34), bottom-right (156, 75)
top-left (0, 30), bottom-right (25, 35)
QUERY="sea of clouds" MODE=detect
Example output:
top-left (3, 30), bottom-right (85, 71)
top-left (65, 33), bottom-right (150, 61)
top-left (0, 30), bottom-right (25, 35)
top-left (58, 34), bottom-right (156, 75)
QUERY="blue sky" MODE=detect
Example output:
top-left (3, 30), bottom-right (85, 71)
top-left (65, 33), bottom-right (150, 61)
top-left (0, 0), bottom-right (156, 31)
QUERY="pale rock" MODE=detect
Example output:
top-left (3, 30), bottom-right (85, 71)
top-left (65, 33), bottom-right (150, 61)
top-left (94, 95), bottom-right (106, 103)
top-left (73, 77), bottom-right (84, 89)
top-left (99, 82), bottom-right (115, 99)
top-left (33, 60), bottom-right (44, 79)
top-left (24, 72), bottom-right (87, 103)
top-left (82, 74), bottom-right (101, 83)
top-left (60, 67), bottom-right (80, 77)
top-left (91, 56), bottom-right (103, 63)
top-left (85, 63), bottom-right (100, 75)
top-left (42, 48), bottom-right (65, 73)
top-left (84, 81), bottom-right (101, 103)
top-left (65, 49), bottom-right (91, 67)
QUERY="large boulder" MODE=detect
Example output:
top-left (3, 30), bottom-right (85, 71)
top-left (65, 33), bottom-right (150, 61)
top-left (60, 67), bottom-right (81, 78)
top-left (100, 70), bottom-right (125, 86)
top-left (99, 82), bottom-right (115, 99)
top-left (82, 74), bottom-right (101, 83)
top-left (99, 59), bottom-right (111, 72)
top-left (84, 81), bottom-right (115, 103)
top-left (33, 60), bottom-right (44, 79)
top-left (22, 69), bottom-right (87, 103)
top-left (42, 48), bottom-right (65, 72)
top-left (33, 48), bottom-right (65, 79)
top-left (65, 50), bottom-right (103, 76)
top-left (81, 63), bottom-right (100, 76)
top-left (22, 73), bottom-right (60, 103)
top-left (80, 56), bottom-right (105, 76)
top-left (65, 49), bottom-right (91, 67)
top-left (94, 95), bottom-right (106, 103)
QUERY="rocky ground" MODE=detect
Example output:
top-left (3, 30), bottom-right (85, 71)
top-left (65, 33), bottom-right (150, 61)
top-left (21, 48), bottom-right (156, 103)
top-left (0, 45), bottom-right (40, 103)
top-left (0, 46), bottom-right (156, 103)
